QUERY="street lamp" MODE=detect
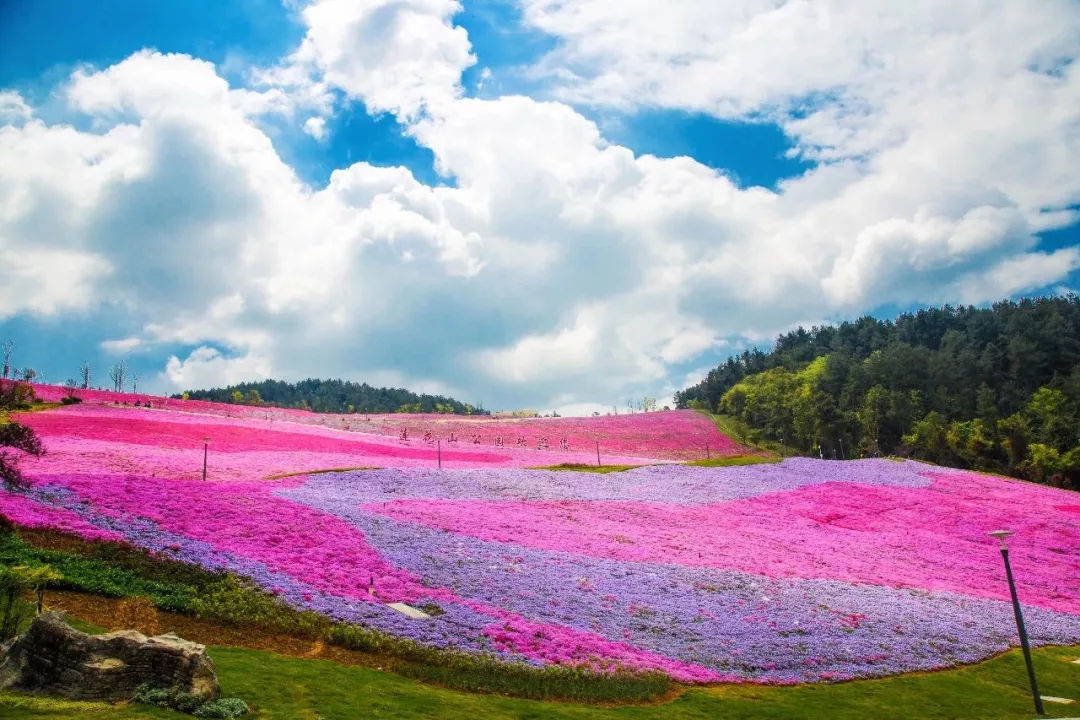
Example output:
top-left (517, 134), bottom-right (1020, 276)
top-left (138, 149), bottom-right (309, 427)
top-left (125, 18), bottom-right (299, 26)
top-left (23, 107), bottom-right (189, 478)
top-left (202, 436), bottom-right (211, 482)
top-left (989, 529), bottom-right (1044, 715)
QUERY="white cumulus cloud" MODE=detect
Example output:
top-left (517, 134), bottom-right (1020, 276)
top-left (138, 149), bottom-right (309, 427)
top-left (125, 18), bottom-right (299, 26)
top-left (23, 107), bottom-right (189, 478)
top-left (1, 2), bottom-right (1078, 411)
top-left (164, 346), bottom-right (272, 390)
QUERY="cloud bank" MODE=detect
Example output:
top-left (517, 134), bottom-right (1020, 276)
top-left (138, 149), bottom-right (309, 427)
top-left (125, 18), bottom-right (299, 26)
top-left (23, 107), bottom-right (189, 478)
top-left (1, 0), bottom-right (1078, 411)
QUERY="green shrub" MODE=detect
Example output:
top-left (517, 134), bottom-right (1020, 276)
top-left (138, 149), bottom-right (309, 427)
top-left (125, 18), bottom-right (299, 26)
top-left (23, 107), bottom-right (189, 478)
top-left (0, 587), bottom-right (33, 641)
top-left (134, 683), bottom-right (249, 717)
top-left (132, 683), bottom-right (173, 707)
top-left (194, 697), bottom-right (250, 718)
top-left (0, 381), bottom-right (36, 411)
top-left (0, 564), bottom-right (60, 640)
top-left (173, 691), bottom-right (205, 713)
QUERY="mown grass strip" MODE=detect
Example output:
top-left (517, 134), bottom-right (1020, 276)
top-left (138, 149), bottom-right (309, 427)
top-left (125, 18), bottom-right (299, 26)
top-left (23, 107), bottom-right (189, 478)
top-left (684, 455), bottom-right (780, 467)
top-left (263, 466), bottom-right (379, 480)
top-left (532, 463), bottom-right (645, 473)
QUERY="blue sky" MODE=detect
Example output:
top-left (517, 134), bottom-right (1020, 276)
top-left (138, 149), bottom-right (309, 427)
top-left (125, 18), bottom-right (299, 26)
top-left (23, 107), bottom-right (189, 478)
top-left (0, 0), bottom-right (812, 191)
top-left (0, 0), bottom-right (301, 89)
top-left (1, 1), bottom-right (1078, 412)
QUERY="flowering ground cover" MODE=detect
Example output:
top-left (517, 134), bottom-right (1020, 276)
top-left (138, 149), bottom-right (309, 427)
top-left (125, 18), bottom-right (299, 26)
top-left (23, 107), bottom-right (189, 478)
top-left (329, 410), bottom-right (744, 461)
top-left (2, 397), bottom-right (1078, 686)
top-left (27, 383), bottom-right (314, 422)
top-left (27, 383), bottom-right (743, 461)
top-left (12, 404), bottom-right (653, 478)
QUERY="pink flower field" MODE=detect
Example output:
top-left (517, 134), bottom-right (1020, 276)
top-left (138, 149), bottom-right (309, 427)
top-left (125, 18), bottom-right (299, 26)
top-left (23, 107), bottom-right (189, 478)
top-left (331, 410), bottom-right (743, 461)
top-left (26, 383), bottom-right (742, 462)
top-left (1, 392), bottom-right (1078, 684)
top-left (12, 403), bottom-right (657, 479)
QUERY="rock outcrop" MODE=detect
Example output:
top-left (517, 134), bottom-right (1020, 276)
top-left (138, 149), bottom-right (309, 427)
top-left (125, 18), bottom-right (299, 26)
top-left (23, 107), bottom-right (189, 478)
top-left (0, 612), bottom-right (219, 701)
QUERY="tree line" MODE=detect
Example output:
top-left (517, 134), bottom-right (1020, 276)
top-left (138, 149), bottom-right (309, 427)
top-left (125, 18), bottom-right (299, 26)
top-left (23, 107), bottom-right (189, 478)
top-left (675, 295), bottom-right (1080, 488)
top-left (177, 378), bottom-right (487, 415)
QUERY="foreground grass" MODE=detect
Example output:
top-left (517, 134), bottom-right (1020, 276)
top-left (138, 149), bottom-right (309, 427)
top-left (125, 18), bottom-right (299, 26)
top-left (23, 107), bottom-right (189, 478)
top-left (3, 642), bottom-right (1078, 719)
top-left (0, 694), bottom-right (176, 718)
top-left (5, 536), bottom-right (1080, 717)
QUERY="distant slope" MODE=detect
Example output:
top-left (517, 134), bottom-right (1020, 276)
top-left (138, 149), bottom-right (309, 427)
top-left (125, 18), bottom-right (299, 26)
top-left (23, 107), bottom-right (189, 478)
top-left (676, 295), bottom-right (1080, 487)
top-left (176, 378), bottom-right (486, 415)
top-left (329, 408), bottom-right (745, 462)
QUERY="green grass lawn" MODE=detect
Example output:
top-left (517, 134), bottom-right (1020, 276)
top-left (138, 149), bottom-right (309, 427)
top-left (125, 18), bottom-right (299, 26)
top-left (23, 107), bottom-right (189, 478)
top-left (4, 641), bottom-right (1078, 719)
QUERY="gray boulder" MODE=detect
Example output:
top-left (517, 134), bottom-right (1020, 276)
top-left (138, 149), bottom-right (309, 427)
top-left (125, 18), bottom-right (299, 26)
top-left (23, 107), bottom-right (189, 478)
top-left (0, 611), bottom-right (219, 701)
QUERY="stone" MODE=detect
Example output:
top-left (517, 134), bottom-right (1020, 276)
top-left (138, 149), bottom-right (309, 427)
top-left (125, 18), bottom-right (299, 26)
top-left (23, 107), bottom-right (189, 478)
top-left (1042, 696), bottom-right (1076, 705)
top-left (387, 602), bottom-right (431, 619)
top-left (0, 612), bottom-right (219, 702)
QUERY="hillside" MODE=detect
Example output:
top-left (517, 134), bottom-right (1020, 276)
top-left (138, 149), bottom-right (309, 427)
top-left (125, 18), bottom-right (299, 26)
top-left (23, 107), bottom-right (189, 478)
top-left (676, 295), bottom-right (1080, 488)
top-left (20, 383), bottom-right (738, 464)
top-left (176, 378), bottom-right (486, 415)
top-left (0, 395), bottom-right (1076, 694)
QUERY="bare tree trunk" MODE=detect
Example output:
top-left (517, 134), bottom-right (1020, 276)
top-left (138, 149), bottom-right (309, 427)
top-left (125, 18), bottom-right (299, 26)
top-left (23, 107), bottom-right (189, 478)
top-left (1, 340), bottom-right (13, 380)
top-left (109, 361), bottom-right (127, 393)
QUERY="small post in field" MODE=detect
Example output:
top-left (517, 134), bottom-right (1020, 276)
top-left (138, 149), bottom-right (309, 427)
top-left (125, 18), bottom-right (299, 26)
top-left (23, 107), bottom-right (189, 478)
top-left (438, 440), bottom-right (442, 470)
top-left (596, 441), bottom-right (601, 467)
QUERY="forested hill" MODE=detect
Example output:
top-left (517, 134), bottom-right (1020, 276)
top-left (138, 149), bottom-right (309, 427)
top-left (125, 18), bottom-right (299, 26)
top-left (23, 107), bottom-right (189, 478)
top-left (176, 378), bottom-right (486, 415)
top-left (675, 295), bottom-right (1080, 488)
